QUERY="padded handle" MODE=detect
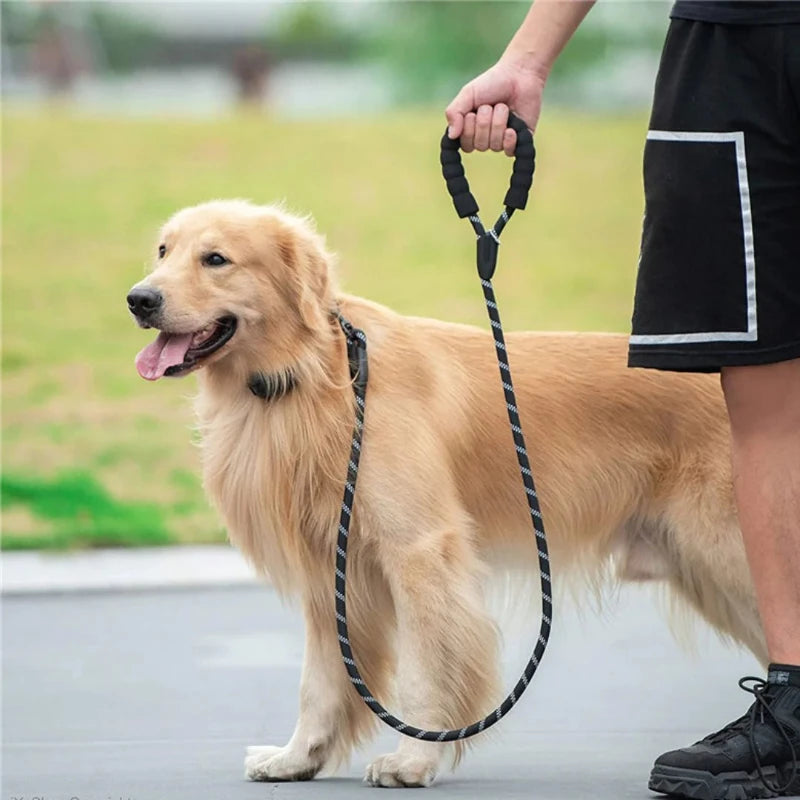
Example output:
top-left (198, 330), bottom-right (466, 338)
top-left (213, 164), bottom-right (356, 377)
top-left (503, 112), bottom-right (535, 211)
top-left (440, 110), bottom-right (536, 218)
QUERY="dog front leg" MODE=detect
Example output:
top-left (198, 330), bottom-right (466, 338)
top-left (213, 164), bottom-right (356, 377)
top-left (246, 582), bottom-right (392, 781)
top-left (365, 530), bottom-right (499, 788)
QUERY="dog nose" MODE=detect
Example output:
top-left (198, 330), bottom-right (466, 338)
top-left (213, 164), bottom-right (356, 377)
top-left (127, 287), bottom-right (163, 318)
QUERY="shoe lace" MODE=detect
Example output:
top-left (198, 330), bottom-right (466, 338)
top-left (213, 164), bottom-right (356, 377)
top-left (738, 676), bottom-right (799, 795)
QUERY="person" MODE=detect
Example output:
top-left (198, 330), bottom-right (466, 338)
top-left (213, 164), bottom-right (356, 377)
top-left (446, 2), bottom-right (800, 798)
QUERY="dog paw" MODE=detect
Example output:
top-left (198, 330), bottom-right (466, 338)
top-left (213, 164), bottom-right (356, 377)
top-left (364, 753), bottom-right (437, 788)
top-left (244, 745), bottom-right (320, 782)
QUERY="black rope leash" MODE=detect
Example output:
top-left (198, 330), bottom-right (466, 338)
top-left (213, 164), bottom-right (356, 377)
top-left (334, 112), bottom-right (552, 740)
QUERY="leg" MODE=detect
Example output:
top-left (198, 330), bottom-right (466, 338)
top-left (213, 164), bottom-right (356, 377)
top-left (630, 12), bottom-right (800, 795)
top-left (721, 358), bottom-right (800, 665)
top-left (246, 572), bottom-right (394, 781)
top-left (650, 360), bottom-right (800, 799)
top-left (365, 528), bottom-right (499, 788)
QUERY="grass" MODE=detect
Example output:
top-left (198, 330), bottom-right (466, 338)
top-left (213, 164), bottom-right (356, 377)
top-left (1, 471), bottom-right (171, 549)
top-left (1, 107), bottom-right (648, 549)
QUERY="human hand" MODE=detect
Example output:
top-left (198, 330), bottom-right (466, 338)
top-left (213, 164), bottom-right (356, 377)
top-left (445, 57), bottom-right (545, 155)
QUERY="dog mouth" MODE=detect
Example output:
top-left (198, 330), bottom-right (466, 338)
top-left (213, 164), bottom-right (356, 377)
top-left (135, 316), bottom-right (237, 381)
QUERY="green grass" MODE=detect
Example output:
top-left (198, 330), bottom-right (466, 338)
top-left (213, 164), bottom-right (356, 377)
top-left (1, 471), bottom-right (171, 549)
top-left (1, 107), bottom-right (648, 549)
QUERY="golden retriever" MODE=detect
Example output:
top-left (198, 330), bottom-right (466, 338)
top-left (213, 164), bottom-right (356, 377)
top-left (127, 200), bottom-right (764, 788)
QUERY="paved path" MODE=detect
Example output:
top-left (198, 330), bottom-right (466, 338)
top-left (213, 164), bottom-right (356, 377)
top-left (3, 580), bottom-right (790, 800)
top-left (1, 546), bottom-right (256, 594)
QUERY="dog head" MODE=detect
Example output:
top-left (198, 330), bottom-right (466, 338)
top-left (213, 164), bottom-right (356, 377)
top-left (127, 200), bottom-right (336, 381)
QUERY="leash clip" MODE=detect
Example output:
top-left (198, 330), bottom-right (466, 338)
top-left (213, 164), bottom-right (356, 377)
top-left (477, 232), bottom-right (499, 281)
top-left (337, 313), bottom-right (368, 391)
top-left (348, 334), bottom-right (368, 392)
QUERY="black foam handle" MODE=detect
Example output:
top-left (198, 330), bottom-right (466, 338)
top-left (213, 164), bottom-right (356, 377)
top-left (440, 110), bottom-right (536, 218)
top-left (503, 113), bottom-right (535, 211)
top-left (440, 130), bottom-right (479, 218)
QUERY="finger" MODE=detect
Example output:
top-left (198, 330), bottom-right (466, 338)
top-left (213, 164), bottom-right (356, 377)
top-left (445, 84), bottom-right (475, 139)
top-left (446, 112), bottom-right (464, 140)
top-left (474, 104), bottom-right (492, 152)
top-left (489, 103), bottom-right (509, 152)
top-left (461, 112), bottom-right (477, 153)
top-left (503, 127), bottom-right (517, 158)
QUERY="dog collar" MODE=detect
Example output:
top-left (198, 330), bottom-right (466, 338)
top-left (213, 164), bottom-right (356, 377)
top-left (247, 369), bottom-right (297, 401)
top-left (248, 312), bottom-right (364, 401)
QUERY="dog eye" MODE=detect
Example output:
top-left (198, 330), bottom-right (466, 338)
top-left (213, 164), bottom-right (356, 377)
top-left (203, 252), bottom-right (229, 268)
top-left (158, 244), bottom-right (166, 258)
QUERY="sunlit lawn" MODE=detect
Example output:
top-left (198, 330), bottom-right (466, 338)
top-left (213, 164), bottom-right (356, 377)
top-left (1, 107), bottom-right (647, 548)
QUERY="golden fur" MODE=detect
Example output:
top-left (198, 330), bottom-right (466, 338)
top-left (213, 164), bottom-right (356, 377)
top-left (130, 200), bottom-right (764, 788)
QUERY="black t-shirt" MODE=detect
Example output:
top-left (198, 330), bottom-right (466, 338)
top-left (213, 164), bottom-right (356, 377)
top-left (671, 1), bottom-right (800, 24)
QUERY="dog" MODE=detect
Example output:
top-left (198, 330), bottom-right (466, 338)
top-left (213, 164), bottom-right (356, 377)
top-left (127, 200), bottom-right (764, 788)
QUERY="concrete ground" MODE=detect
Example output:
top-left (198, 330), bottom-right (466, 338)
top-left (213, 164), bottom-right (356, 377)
top-left (2, 557), bottom-right (793, 800)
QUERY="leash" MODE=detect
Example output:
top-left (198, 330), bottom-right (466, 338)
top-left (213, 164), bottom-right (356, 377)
top-left (334, 112), bottom-right (552, 740)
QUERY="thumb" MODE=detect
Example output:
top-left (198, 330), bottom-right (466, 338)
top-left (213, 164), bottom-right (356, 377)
top-left (512, 99), bottom-right (540, 134)
top-left (445, 83), bottom-right (476, 139)
top-left (509, 74), bottom-right (546, 133)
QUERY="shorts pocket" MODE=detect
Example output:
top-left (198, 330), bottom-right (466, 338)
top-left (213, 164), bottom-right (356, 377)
top-left (630, 130), bottom-right (757, 345)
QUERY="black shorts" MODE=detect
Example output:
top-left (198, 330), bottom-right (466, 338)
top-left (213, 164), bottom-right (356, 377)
top-left (628, 20), bottom-right (800, 372)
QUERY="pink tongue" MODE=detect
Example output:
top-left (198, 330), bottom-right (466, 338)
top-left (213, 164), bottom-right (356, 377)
top-left (135, 332), bottom-right (194, 380)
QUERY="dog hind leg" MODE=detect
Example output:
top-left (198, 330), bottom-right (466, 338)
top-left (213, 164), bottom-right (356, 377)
top-left (665, 526), bottom-right (767, 666)
top-left (617, 517), bottom-right (767, 665)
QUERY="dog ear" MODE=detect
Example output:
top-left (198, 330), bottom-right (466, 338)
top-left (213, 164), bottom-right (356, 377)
top-left (275, 226), bottom-right (329, 333)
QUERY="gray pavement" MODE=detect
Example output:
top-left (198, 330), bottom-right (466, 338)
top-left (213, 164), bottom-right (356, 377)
top-left (1, 546), bottom-right (256, 594)
top-left (3, 580), bottom-right (792, 800)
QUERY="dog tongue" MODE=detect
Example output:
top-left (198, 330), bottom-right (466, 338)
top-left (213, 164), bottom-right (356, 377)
top-left (135, 332), bottom-right (194, 380)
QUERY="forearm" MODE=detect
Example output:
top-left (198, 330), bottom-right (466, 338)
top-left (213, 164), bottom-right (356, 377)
top-left (503, 0), bottom-right (596, 78)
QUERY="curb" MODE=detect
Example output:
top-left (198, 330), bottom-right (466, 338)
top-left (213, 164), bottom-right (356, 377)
top-left (1, 545), bottom-right (260, 595)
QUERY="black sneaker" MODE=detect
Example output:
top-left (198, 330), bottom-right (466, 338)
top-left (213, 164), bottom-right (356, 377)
top-left (649, 672), bottom-right (800, 800)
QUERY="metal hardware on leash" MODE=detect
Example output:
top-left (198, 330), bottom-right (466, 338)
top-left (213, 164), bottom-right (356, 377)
top-left (334, 112), bottom-right (551, 740)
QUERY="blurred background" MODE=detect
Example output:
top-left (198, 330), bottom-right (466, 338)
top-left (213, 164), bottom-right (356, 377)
top-left (2, 0), bottom-right (671, 551)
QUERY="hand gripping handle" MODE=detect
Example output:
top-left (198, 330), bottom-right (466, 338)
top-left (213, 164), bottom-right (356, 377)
top-left (440, 111), bottom-right (536, 218)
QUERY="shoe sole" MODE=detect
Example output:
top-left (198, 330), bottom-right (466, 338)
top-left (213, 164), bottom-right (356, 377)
top-left (649, 763), bottom-right (799, 800)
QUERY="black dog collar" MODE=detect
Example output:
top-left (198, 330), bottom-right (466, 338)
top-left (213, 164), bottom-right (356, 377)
top-left (247, 369), bottom-right (297, 400)
top-left (247, 311), bottom-right (365, 401)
